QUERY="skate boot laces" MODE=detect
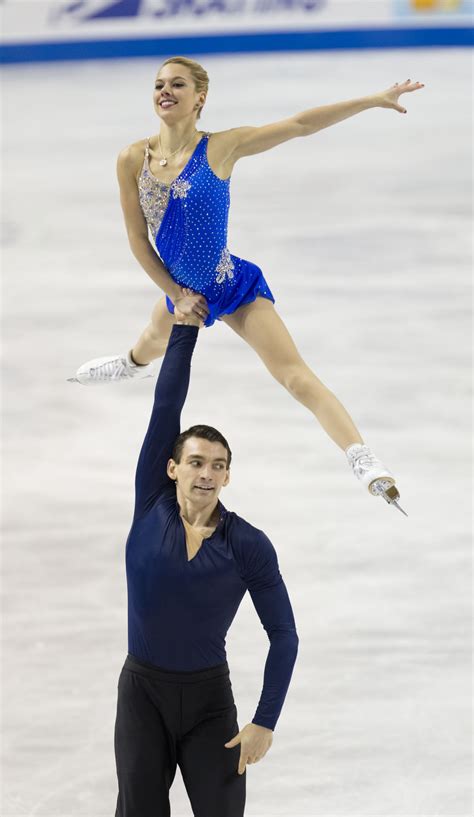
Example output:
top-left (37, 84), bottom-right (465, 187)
top-left (87, 358), bottom-right (129, 381)
top-left (353, 449), bottom-right (382, 478)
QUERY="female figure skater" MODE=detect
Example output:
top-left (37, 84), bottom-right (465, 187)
top-left (69, 56), bottom-right (424, 513)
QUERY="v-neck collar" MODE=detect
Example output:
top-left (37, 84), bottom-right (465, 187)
top-left (177, 498), bottom-right (227, 533)
top-left (177, 499), bottom-right (227, 562)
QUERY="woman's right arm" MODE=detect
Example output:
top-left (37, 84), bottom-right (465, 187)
top-left (116, 147), bottom-right (184, 300)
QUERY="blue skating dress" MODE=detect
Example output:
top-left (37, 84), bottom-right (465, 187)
top-left (137, 131), bottom-right (275, 328)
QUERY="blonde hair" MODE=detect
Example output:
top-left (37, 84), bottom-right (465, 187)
top-left (159, 56), bottom-right (209, 120)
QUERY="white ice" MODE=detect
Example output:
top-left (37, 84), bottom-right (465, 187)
top-left (2, 48), bottom-right (472, 816)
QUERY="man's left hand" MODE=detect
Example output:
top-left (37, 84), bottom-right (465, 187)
top-left (224, 723), bottom-right (273, 775)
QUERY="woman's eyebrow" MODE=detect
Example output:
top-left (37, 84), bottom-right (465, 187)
top-left (155, 76), bottom-right (186, 82)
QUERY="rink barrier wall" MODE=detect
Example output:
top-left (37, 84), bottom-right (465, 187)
top-left (1, 25), bottom-right (473, 64)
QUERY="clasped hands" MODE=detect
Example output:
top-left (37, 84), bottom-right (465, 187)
top-left (174, 287), bottom-right (209, 327)
top-left (224, 722), bottom-right (274, 775)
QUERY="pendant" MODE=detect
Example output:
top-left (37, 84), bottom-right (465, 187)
top-left (159, 158), bottom-right (167, 166)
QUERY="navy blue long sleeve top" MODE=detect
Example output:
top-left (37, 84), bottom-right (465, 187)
top-left (125, 323), bottom-right (299, 731)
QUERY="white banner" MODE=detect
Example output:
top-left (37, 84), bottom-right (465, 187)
top-left (1, 0), bottom-right (472, 45)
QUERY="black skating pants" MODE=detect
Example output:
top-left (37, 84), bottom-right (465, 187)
top-left (114, 653), bottom-right (246, 816)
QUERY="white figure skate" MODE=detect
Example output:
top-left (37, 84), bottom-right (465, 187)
top-left (67, 351), bottom-right (154, 385)
top-left (345, 443), bottom-right (407, 516)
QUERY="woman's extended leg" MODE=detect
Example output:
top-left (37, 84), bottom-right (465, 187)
top-left (131, 296), bottom-right (175, 365)
top-left (220, 297), bottom-right (363, 452)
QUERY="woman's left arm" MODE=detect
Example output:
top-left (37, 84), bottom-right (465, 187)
top-left (227, 80), bottom-right (424, 160)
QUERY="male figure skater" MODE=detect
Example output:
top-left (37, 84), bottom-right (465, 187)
top-left (113, 308), bottom-right (299, 816)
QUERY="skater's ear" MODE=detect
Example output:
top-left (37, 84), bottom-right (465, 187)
top-left (167, 458), bottom-right (178, 481)
top-left (221, 468), bottom-right (230, 488)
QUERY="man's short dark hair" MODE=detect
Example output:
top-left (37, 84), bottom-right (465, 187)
top-left (172, 425), bottom-right (232, 468)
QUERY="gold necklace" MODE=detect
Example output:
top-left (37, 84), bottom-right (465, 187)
top-left (157, 131), bottom-right (198, 167)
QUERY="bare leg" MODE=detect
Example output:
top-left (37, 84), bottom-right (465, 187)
top-left (220, 297), bottom-right (364, 452)
top-left (131, 297), bottom-right (175, 365)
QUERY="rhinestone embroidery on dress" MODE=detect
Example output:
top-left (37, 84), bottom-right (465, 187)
top-left (137, 137), bottom-right (193, 240)
top-left (171, 179), bottom-right (191, 199)
top-left (138, 171), bottom-right (171, 240)
top-left (215, 247), bottom-right (234, 284)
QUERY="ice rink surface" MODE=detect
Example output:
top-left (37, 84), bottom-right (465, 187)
top-left (2, 47), bottom-right (472, 816)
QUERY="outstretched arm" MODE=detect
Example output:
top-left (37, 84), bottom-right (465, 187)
top-left (224, 79), bottom-right (424, 161)
top-left (133, 317), bottom-right (200, 519)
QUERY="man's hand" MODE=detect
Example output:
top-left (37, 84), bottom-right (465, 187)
top-left (174, 307), bottom-right (204, 329)
top-left (374, 79), bottom-right (424, 113)
top-left (174, 305), bottom-right (202, 327)
top-left (224, 723), bottom-right (273, 775)
top-left (174, 287), bottom-right (209, 322)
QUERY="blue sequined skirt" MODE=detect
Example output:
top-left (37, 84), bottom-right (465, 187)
top-left (165, 254), bottom-right (275, 328)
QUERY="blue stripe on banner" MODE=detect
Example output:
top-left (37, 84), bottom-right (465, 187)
top-left (1, 26), bottom-right (473, 65)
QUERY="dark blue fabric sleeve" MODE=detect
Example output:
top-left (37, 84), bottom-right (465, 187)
top-left (243, 531), bottom-right (299, 731)
top-left (133, 324), bottom-right (199, 520)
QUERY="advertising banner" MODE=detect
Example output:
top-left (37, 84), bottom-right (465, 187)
top-left (1, 0), bottom-right (472, 61)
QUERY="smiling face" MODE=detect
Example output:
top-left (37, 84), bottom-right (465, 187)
top-left (167, 436), bottom-right (230, 507)
top-left (153, 63), bottom-right (206, 123)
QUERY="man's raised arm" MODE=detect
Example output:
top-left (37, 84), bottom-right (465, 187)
top-left (133, 320), bottom-right (200, 519)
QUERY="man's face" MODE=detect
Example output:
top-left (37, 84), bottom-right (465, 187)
top-left (167, 437), bottom-right (230, 505)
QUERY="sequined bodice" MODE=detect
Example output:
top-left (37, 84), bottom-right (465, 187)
top-left (137, 132), bottom-right (235, 296)
top-left (138, 154), bottom-right (190, 242)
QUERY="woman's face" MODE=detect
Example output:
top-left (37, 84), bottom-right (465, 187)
top-left (153, 64), bottom-right (205, 123)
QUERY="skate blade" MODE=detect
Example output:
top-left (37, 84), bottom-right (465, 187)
top-left (369, 481), bottom-right (408, 516)
top-left (391, 499), bottom-right (408, 517)
top-left (66, 374), bottom-right (154, 384)
top-left (381, 485), bottom-right (408, 516)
